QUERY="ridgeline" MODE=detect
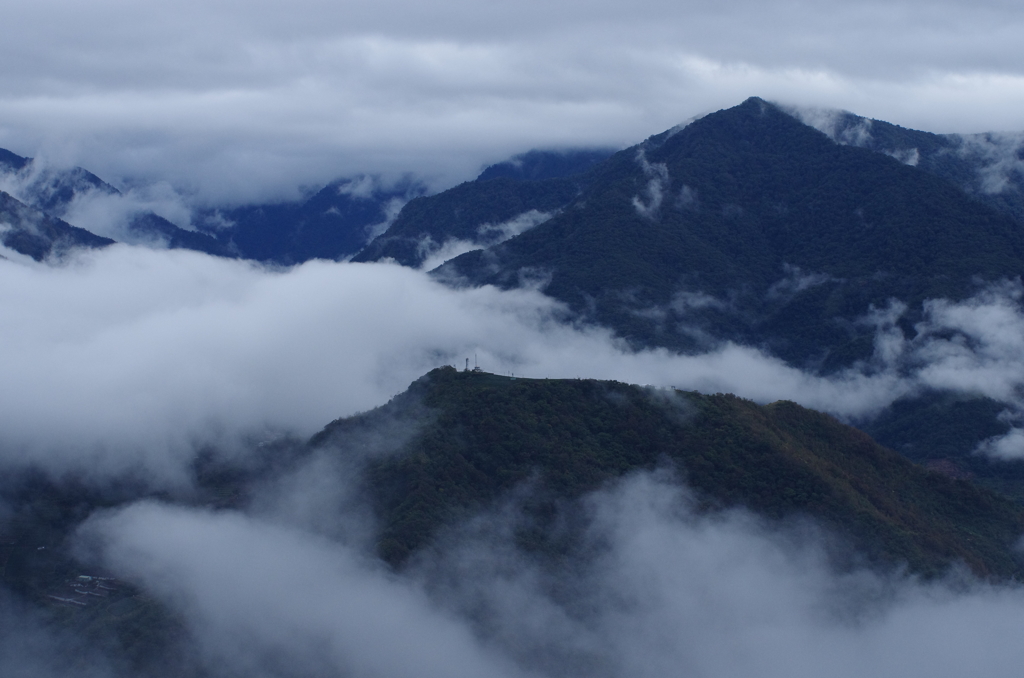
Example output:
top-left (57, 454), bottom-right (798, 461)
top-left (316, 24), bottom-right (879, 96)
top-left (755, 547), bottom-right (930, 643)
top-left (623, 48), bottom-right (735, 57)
top-left (314, 367), bottom-right (1024, 579)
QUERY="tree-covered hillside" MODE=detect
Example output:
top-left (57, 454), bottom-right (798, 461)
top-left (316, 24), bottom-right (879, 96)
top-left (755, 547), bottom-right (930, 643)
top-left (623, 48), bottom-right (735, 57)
top-left (352, 176), bottom-right (586, 268)
top-left (800, 108), bottom-right (1024, 227)
top-left (198, 176), bottom-right (426, 264)
top-left (433, 98), bottom-right (1024, 368)
top-left (314, 367), bottom-right (1024, 579)
top-left (7, 367), bottom-right (1024, 675)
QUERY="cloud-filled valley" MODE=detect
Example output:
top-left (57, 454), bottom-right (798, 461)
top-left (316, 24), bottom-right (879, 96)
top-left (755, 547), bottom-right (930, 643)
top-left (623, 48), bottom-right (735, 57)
top-left (5, 202), bottom-right (1024, 674)
top-left (61, 473), bottom-right (1024, 678)
top-left (3, 243), bottom-right (1024, 484)
top-left (2, 0), bottom-right (1024, 670)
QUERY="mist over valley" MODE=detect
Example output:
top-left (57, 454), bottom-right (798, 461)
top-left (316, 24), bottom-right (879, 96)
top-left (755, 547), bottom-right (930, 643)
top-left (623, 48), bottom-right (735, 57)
top-left (4, 90), bottom-right (1024, 677)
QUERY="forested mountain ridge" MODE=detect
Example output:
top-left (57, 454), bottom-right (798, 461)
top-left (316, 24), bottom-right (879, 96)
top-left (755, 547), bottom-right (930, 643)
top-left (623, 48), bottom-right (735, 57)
top-left (314, 367), bottom-right (1024, 579)
top-left (796, 107), bottom-right (1024, 226)
top-left (430, 98), bottom-right (1024, 369)
top-left (351, 176), bottom-right (587, 268)
top-left (351, 149), bottom-right (614, 268)
top-left (195, 175), bottom-right (427, 264)
top-left (5, 367), bottom-right (1024, 675)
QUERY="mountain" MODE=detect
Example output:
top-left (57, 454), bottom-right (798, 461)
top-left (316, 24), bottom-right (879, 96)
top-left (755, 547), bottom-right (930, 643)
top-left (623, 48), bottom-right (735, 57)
top-left (197, 175), bottom-right (426, 264)
top-left (313, 367), bottom-right (1024, 577)
top-left (476, 148), bottom-right (616, 182)
top-left (793, 107), bottom-right (1024, 227)
top-left (423, 98), bottom-right (1024, 369)
top-left (0, 190), bottom-right (114, 260)
top-left (0, 154), bottom-right (118, 215)
top-left (124, 212), bottom-right (234, 256)
top-left (352, 176), bottom-right (585, 268)
top-left (0, 147), bottom-right (230, 256)
top-left (347, 99), bottom-right (1024, 479)
top-left (6, 367), bottom-right (1024, 676)
top-left (351, 150), bottom-right (614, 269)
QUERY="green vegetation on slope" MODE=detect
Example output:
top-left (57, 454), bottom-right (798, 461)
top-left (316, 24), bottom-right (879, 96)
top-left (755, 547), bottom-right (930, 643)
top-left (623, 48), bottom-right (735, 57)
top-left (436, 98), bottom-right (1024, 367)
top-left (314, 367), bottom-right (1024, 579)
top-left (814, 111), bottom-right (1024, 228)
top-left (0, 472), bottom-right (191, 675)
top-left (353, 176), bottom-right (586, 267)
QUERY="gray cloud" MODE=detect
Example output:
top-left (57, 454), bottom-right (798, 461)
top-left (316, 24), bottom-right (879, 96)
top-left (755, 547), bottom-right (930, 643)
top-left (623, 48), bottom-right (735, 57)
top-left (76, 473), bottom-right (1024, 678)
top-left (0, 1), bottom-right (1022, 204)
top-left (78, 501), bottom-right (524, 678)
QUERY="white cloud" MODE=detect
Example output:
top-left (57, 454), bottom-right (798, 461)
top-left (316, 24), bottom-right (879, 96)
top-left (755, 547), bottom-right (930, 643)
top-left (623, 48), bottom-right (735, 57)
top-left (955, 131), bottom-right (1024, 194)
top-left (61, 182), bottom-right (195, 238)
top-left (79, 501), bottom-right (524, 678)
top-left (0, 246), bottom-right (875, 482)
top-left (417, 209), bottom-right (553, 271)
top-left (631, 149), bottom-right (669, 220)
top-left (0, 156), bottom-right (195, 243)
top-left (7, 247), bottom-right (1024, 480)
top-left (76, 473), bottom-right (1024, 678)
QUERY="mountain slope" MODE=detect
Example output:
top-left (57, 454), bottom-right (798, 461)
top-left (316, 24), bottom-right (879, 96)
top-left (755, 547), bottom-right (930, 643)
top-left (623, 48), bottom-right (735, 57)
top-left (200, 176), bottom-right (425, 264)
top-left (0, 147), bottom-right (229, 255)
top-left (313, 367), bottom-right (1024, 579)
top-left (432, 98), bottom-right (1024, 368)
top-left (352, 176), bottom-right (586, 268)
top-left (476, 148), bottom-right (616, 182)
top-left (352, 149), bottom-right (612, 269)
top-left (0, 190), bottom-right (114, 260)
top-left (796, 108), bottom-right (1024, 226)
top-left (125, 212), bottom-right (235, 256)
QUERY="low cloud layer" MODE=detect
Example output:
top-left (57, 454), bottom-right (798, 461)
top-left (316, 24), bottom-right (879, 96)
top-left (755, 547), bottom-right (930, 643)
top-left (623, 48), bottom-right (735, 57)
top-left (0, 156), bottom-right (196, 242)
top-left (417, 209), bottom-right (554, 271)
top-left (6, 245), bottom-right (1024, 482)
top-left (73, 473), bottom-right (1024, 678)
top-left (78, 502), bottom-right (522, 678)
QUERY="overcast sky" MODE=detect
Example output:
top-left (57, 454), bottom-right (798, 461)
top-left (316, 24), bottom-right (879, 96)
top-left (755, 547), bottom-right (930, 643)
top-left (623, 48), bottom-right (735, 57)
top-left (0, 0), bottom-right (1022, 204)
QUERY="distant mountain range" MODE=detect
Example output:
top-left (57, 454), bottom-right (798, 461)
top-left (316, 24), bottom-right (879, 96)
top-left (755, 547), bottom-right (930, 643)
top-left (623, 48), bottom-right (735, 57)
top-left (0, 147), bottom-right (229, 258)
top-left (408, 99), bottom-right (1024, 368)
top-left (5, 100), bottom-right (1024, 676)
top-left (0, 189), bottom-right (114, 261)
top-left (0, 146), bottom-right (615, 265)
top-left (193, 175), bottom-right (428, 265)
top-left (5, 99), bottom-right (1022, 276)
top-left (5, 97), bottom-right (1024, 474)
